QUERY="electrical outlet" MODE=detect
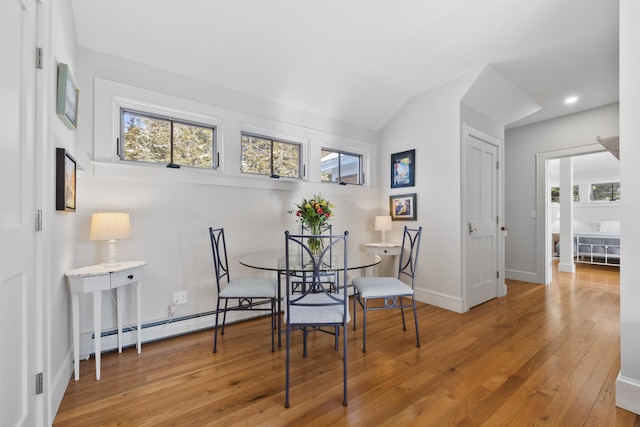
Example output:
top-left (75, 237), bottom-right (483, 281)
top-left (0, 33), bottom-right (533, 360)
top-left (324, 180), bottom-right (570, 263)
top-left (173, 291), bottom-right (187, 305)
top-left (168, 305), bottom-right (176, 316)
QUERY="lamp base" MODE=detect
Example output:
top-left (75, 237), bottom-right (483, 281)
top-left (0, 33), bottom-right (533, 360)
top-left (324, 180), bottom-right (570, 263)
top-left (380, 230), bottom-right (387, 244)
top-left (104, 239), bottom-right (120, 267)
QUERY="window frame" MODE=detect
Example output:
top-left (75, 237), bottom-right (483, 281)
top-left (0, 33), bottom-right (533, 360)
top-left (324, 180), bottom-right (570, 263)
top-left (119, 107), bottom-right (218, 170)
top-left (240, 130), bottom-right (305, 179)
top-left (320, 147), bottom-right (364, 185)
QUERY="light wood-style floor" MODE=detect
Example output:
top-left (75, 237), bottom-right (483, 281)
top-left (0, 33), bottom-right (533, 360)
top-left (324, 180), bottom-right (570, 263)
top-left (54, 262), bottom-right (639, 426)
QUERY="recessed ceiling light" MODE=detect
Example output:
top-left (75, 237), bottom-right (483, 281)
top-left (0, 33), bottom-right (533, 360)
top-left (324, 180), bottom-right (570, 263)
top-left (565, 96), bottom-right (579, 104)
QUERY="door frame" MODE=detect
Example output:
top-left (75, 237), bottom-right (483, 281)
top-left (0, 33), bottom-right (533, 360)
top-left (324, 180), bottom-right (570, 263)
top-left (461, 124), bottom-right (506, 312)
top-left (535, 143), bottom-right (606, 284)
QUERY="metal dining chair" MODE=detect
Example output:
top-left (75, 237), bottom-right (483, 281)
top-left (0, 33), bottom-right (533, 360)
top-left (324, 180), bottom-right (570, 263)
top-left (209, 227), bottom-right (278, 353)
top-left (284, 230), bottom-right (349, 408)
top-left (352, 226), bottom-right (422, 353)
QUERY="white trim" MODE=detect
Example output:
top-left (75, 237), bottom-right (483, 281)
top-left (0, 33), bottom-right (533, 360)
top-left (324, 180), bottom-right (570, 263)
top-left (504, 268), bottom-right (540, 283)
top-left (415, 288), bottom-right (464, 313)
top-left (616, 372), bottom-right (640, 415)
top-left (535, 144), bottom-right (605, 284)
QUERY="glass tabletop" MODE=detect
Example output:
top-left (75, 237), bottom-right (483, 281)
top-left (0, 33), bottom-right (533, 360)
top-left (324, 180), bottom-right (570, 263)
top-left (239, 249), bottom-right (381, 272)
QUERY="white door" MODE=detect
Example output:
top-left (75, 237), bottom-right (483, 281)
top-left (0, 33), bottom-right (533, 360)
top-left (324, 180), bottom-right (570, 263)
top-left (0, 0), bottom-right (38, 425)
top-left (464, 127), bottom-right (500, 309)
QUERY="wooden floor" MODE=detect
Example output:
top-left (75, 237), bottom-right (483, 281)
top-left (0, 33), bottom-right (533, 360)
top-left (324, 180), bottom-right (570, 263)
top-left (54, 262), bottom-right (639, 426)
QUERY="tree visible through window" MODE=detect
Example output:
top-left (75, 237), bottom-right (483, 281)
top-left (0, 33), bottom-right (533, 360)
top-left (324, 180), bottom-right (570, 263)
top-left (591, 182), bottom-right (620, 201)
top-left (240, 133), bottom-right (302, 178)
top-left (550, 185), bottom-right (580, 202)
top-left (120, 109), bottom-right (215, 169)
top-left (321, 148), bottom-right (362, 184)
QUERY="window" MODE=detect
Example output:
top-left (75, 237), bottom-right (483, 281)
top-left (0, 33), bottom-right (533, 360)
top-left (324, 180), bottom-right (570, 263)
top-left (240, 132), bottom-right (302, 178)
top-left (590, 181), bottom-right (620, 201)
top-left (120, 109), bottom-right (216, 169)
top-left (550, 185), bottom-right (579, 203)
top-left (321, 148), bottom-right (363, 185)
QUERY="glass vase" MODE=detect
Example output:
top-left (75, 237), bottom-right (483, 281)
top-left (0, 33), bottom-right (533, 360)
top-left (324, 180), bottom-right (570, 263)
top-left (308, 223), bottom-right (324, 257)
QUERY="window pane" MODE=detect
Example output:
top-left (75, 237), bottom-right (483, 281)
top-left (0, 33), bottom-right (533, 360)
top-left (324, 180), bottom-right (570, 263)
top-left (173, 122), bottom-right (213, 168)
top-left (550, 187), bottom-right (560, 203)
top-left (340, 152), bottom-right (361, 184)
top-left (123, 111), bottom-right (170, 163)
top-left (321, 148), bottom-right (362, 184)
top-left (273, 141), bottom-right (300, 178)
top-left (573, 185), bottom-right (580, 202)
top-left (241, 134), bottom-right (271, 175)
top-left (591, 182), bottom-right (620, 201)
top-left (321, 149), bottom-right (337, 182)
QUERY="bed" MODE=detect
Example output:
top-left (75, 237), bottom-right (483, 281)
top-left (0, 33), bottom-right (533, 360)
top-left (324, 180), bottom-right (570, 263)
top-left (572, 219), bottom-right (620, 266)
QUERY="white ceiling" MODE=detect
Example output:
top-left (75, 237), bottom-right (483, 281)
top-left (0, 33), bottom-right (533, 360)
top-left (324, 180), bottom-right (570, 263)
top-left (69, 0), bottom-right (619, 131)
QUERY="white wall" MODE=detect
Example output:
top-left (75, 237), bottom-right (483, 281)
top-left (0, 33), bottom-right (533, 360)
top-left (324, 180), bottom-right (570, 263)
top-left (617, 0), bottom-right (640, 414)
top-left (47, 0), bottom-right (79, 420)
top-left (69, 48), bottom-right (379, 355)
top-left (379, 72), bottom-right (479, 311)
top-left (504, 104), bottom-right (619, 282)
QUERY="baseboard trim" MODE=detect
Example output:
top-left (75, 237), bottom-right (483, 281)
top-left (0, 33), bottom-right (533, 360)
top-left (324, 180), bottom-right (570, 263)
top-left (79, 310), bottom-right (261, 358)
top-left (415, 288), bottom-right (464, 313)
top-left (505, 268), bottom-right (541, 283)
top-left (616, 372), bottom-right (640, 415)
top-left (50, 347), bottom-right (74, 424)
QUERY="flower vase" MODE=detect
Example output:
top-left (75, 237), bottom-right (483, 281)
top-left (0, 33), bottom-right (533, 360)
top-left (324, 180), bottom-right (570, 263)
top-left (308, 223), bottom-right (324, 257)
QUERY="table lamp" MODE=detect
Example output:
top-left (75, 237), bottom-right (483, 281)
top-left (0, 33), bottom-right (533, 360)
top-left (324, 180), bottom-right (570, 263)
top-left (90, 212), bottom-right (131, 267)
top-left (374, 215), bottom-right (392, 244)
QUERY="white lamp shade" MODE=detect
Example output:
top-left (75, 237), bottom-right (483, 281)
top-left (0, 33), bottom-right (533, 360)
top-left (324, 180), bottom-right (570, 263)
top-left (374, 215), bottom-right (392, 232)
top-left (90, 213), bottom-right (131, 241)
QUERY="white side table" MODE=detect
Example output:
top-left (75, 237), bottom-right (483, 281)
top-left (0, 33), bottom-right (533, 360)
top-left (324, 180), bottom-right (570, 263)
top-left (65, 260), bottom-right (146, 380)
top-left (364, 243), bottom-right (402, 275)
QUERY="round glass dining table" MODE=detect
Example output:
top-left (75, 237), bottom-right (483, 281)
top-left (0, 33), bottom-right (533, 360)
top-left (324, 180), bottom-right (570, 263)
top-left (239, 249), bottom-right (381, 348)
top-left (239, 249), bottom-right (381, 272)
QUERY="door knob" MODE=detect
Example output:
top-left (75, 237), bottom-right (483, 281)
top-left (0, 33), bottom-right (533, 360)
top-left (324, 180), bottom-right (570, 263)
top-left (468, 222), bottom-right (477, 235)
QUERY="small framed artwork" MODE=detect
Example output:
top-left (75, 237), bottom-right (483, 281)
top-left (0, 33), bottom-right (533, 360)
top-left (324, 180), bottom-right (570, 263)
top-left (391, 149), bottom-right (415, 188)
top-left (56, 148), bottom-right (76, 212)
top-left (390, 193), bottom-right (417, 221)
top-left (56, 63), bottom-right (79, 130)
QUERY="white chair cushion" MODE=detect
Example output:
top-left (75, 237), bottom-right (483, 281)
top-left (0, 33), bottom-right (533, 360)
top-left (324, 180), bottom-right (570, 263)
top-left (352, 277), bottom-right (413, 299)
top-left (286, 292), bottom-right (350, 325)
top-left (219, 277), bottom-right (278, 298)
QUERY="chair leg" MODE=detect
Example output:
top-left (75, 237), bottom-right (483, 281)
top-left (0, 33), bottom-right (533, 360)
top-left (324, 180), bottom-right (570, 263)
top-left (221, 299), bottom-right (229, 335)
top-left (399, 298), bottom-right (407, 331)
top-left (302, 327), bottom-right (308, 358)
top-left (412, 296), bottom-right (421, 348)
top-left (285, 322), bottom-right (291, 408)
top-left (352, 291), bottom-right (357, 331)
top-left (271, 298), bottom-right (276, 352)
top-left (362, 298), bottom-right (368, 353)
top-left (213, 299), bottom-right (222, 353)
top-left (342, 324), bottom-right (348, 406)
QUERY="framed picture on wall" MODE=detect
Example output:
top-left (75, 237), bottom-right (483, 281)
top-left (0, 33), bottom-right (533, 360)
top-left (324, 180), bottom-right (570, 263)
top-left (390, 193), bottom-right (416, 221)
top-left (56, 148), bottom-right (76, 212)
top-left (391, 149), bottom-right (415, 188)
top-left (56, 63), bottom-right (79, 130)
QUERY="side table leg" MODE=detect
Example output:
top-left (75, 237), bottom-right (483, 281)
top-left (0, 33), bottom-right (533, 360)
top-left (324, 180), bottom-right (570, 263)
top-left (93, 291), bottom-right (102, 380)
top-left (136, 281), bottom-right (142, 354)
top-left (72, 293), bottom-right (80, 381)
top-left (116, 286), bottom-right (123, 353)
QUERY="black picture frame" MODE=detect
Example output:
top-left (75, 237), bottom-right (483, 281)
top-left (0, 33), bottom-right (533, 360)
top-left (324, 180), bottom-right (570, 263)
top-left (56, 148), bottom-right (76, 212)
top-left (391, 149), bottom-right (415, 188)
top-left (56, 63), bottom-right (79, 130)
top-left (390, 193), bottom-right (417, 221)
